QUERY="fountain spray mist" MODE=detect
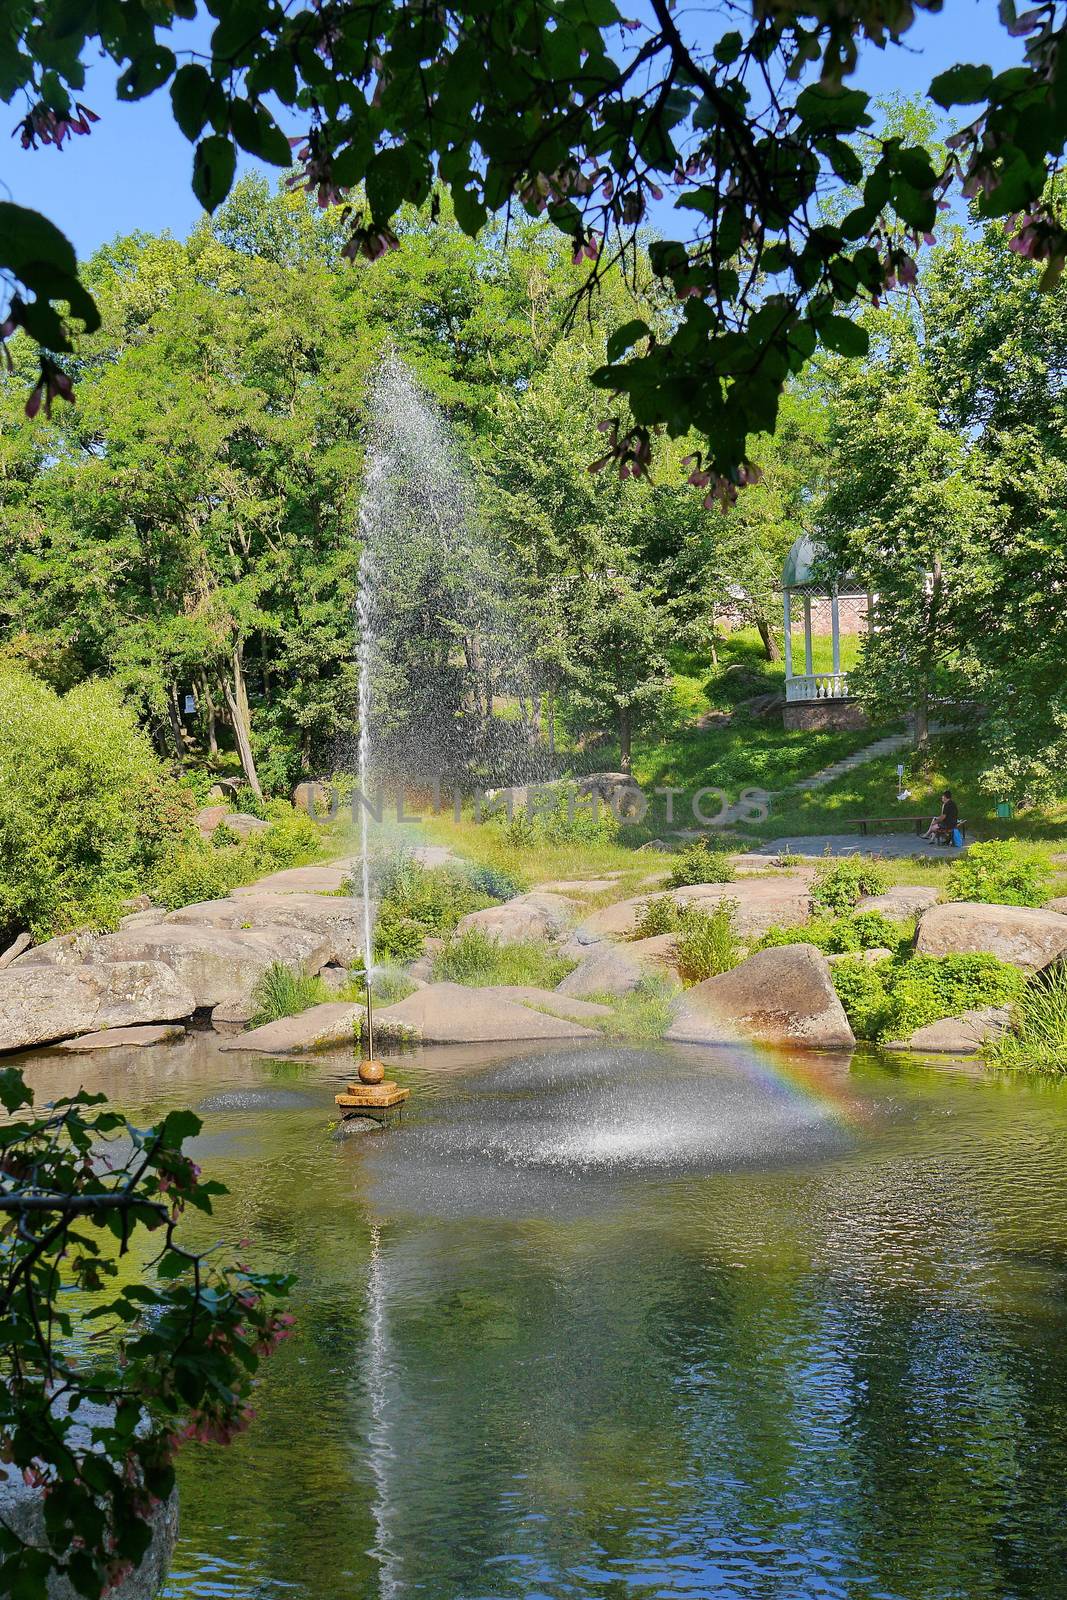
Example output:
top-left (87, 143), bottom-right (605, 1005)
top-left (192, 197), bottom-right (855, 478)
top-left (351, 354), bottom-right (550, 961)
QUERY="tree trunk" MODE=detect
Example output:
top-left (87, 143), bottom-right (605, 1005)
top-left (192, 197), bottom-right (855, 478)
top-left (201, 679), bottom-right (218, 758)
top-left (618, 703), bottom-right (632, 774)
top-left (166, 686), bottom-right (186, 760)
top-left (223, 645), bottom-right (263, 799)
top-left (913, 555), bottom-right (943, 757)
top-left (755, 614), bottom-right (781, 662)
top-left (547, 687), bottom-right (556, 762)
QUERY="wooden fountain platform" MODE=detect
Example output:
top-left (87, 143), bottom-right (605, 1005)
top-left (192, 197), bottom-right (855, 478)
top-left (335, 1072), bottom-right (409, 1126)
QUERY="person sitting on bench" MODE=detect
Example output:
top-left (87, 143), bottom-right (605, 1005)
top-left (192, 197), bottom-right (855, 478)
top-left (922, 789), bottom-right (959, 843)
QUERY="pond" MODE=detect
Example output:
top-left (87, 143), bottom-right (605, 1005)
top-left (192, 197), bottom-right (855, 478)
top-left (23, 1031), bottom-right (1067, 1600)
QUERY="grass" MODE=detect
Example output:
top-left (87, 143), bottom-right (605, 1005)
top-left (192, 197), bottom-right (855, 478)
top-left (342, 967), bottom-right (419, 1006)
top-left (985, 966), bottom-right (1067, 1073)
top-left (675, 901), bottom-right (741, 985)
top-left (431, 927), bottom-right (576, 989)
top-left (249, 963), bottom-right (331, 1026)
top-left (585, 977), bottom-right (680, 1040)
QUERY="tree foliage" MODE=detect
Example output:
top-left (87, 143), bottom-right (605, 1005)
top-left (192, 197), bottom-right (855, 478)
top-left (5, 2), bottom-right (1067, 486)
top-left (0, 1067), bottom-right (292, 1600)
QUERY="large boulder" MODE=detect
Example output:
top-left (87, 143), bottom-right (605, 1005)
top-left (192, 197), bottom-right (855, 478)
top-left (887, 1006), bottom-right (1012, 1053)
top-left (480, 986), bottom-right (613, 1023)
top-left (13, 930), bottom-right (103, 969)
top-left (85, 924), bottom-right (333, 1009)
top-left (914, 901), bottom-right (1067, 972)
top-left (557, 943), bottom-right (646, 998)
top-left (230, 859), bottom-right (352, 896)
top-left (857, 886), bottom-right (939, 920)
top-left (454, 892), bottom-right (578, 945)
top-left (0, 962), bottom-right (195, 1051)
top-left (167, 893), bottom-right (371, 967)
top-left (220, 1001), bottom-right (367, 1053)
top-left (374, 982), bottom-right (597, 1042)
top-left (57, 1024), bottom-right (186, 1052)
top-left (665, 944), bottom-right (855, 1050)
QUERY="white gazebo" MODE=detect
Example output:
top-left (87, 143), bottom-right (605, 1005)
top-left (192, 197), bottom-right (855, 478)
top-left (781, 536), bottom-right (868, 729)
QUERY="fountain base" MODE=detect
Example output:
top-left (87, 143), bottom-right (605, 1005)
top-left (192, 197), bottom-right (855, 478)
top-left (335, 1071), bottom-right (409, 1127)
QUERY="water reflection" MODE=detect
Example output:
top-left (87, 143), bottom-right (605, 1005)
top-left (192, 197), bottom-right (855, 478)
top-left (18, 1031), bottom-right (1067, 1599)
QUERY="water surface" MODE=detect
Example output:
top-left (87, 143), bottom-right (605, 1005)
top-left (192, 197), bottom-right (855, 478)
top-left (22, 1032), bottom-right (1067, 1599)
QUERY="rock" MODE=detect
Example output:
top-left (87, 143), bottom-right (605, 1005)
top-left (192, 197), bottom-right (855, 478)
top-left (210, 996), bottom-right (252, 1032)
top-left (0, 1400), bottom-right (178, 1600)
top-left (887, 1006), bottom-right (1013, 1053)
top-left (332, 1116), bottom-right (384, 1139)
top-left (827, 947), bottom-right (894, 965)
top-left (196, 803), bottom-right (233, 834)
top-left (292, 779), bottom-right (335, 816)
top-left (626, 933), bottom-right (681, 982)
top-left (374, 983), bottom-right (597, 1042)
top-left (410, 844), bottom-right (460, 868)
top-left (118, 907), bottom-right (169, 931)
top-left (57, 1024), bottom-right (186, 1051)
top-left (207, 777), bottom-right (241, 799)
top-left (576, 771), bottom-right (644, 817)
top-left (857, 886), bottom-right (939, 919)
top-left (638, 839), bottom-right (667, 851)
top-left (318, 964), bottom-right (351, 992)
top-left (85, 924), bottom-right (333, 1009)
top-left (167, 893), bottom-right (372, 967)
top-left (230, 859), bottom-right (351, 896)
top-left (223, 811), bottom-right (270, 839)
top-left (914, 902), bottom-right (1067, 972)
top-left (0, 962), bottom-right (195, 1051)
top-left (480, 986), bottom-right (614, 1022)
top-left (0, 931), bottom-right (31, 969)
top-left (454, 891), bottom-right (578, 945)
top-left (665, 944), bottom-right (855, 1050)
top-left (1047, 896), bottom-right (1067, 915)
top-left (557, 944), bottom-right (646, 998)
top-left (220, 1001), bottom-right (366, 1053)
top-left (13, 929), bottom-right (103, 969)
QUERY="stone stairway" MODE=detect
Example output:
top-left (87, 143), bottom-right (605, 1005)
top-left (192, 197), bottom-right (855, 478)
top-left (787, 731), bottom-right (913, 795)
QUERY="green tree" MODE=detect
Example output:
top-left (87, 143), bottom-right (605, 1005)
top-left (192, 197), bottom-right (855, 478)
top-left (6, 2), bottom-right (1067, 484)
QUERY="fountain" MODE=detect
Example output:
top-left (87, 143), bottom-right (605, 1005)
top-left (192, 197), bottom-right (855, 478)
top-left (336, 355), bottom-right (547, 1123)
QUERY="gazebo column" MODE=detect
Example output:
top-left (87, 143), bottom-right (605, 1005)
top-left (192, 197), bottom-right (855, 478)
top-left (783, 590), bottom-right (793, 678)
top-left (831, 591), bottom-right (841, 679)
top-left (803, 596), bottom-right (814, 677)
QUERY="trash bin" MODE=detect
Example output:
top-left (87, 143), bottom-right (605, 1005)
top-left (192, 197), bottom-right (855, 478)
top-left (995, 800), bottom-right (1014, 820)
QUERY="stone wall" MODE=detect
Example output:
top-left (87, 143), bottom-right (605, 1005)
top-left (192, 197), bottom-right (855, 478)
top-left (782, 699), bottom-right (869, 732)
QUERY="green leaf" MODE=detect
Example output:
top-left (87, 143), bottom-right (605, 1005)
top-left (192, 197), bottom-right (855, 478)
top-left (713, 31), bottom-right (743, 66)
top-left (0, 202), bottom-right (77, 278)
top-left (607, 318), bottom-right (650, 362)
top-left (116, 45), bottom-right (176, 102)
top-left (192, 134), bottom-right (237, 211)
top-left (171, 63), bottom-right (224, 141)
top-left (229, 99), bottom-right (291, 165)
top-left (0, 1068), bottom-right (32, 1113)
top-left (795, 83), bottom-right (872, 132)
top-left (928, 62), bottom-right (994, 108)
top-left (365, 145), bottom-right (423, 220)
top-left (817, 314), bottom-right (869, 357)
top-left (160, 1108), bottom-right (202, 1145)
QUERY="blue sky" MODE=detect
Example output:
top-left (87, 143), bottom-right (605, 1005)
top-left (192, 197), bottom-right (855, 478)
top-left (2, 1), bottom-right (1023, 265)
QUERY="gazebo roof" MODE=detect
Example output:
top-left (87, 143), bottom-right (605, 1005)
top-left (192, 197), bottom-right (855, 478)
top-left (782, 534), bottom-right (822, 590)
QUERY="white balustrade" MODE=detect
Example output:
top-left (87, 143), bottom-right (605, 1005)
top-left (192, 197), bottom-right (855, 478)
top-left (785, 672), bottom-right (850, 703)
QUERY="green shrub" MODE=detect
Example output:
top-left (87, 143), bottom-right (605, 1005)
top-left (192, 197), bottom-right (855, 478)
top-left (633, 894), bottom-right (681, 939)
top-left (374, 902), bottom-right (427, 964)
top-left (946, 840), bottom-right (1051, 907)
top-left (832, 951), bottom-right (1025, 1041)
top-left (211, 821), bottom-right (241, 848)
top-left (496, 784), bottom-right (619, 848)
top-left (830, 960), bottom-right (891, 1040)
top-left (985, 965), bottom-right (1067, 1072)
top-left (810, 855), bottom-right (889, 914)
top-left (756, 910), bottom-right (908, 957)
top-left (375, 853), bottom-right (491, 941)
top-left (432, 926), bottom-right (575, 988)
top-left (675, 900), bottom-right (739, 984)
top-left (667, 838), bottom-right (736, 888)
top-left (249, 962), bottom-right (331, 1026)
top-left (150, 807), bottom-right (324, 912)
top-left (0, 669), bottom-right (197, 939)
top-left (341, 966), bottom-right (418, 1006)
top-left (464, 862), bottom-right (524, 902)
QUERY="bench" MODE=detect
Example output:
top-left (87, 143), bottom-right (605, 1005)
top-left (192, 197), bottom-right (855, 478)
top-left (847, 816), bottom-right (928, 837)
top-left (847, 816), bottom-right (967, 843)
